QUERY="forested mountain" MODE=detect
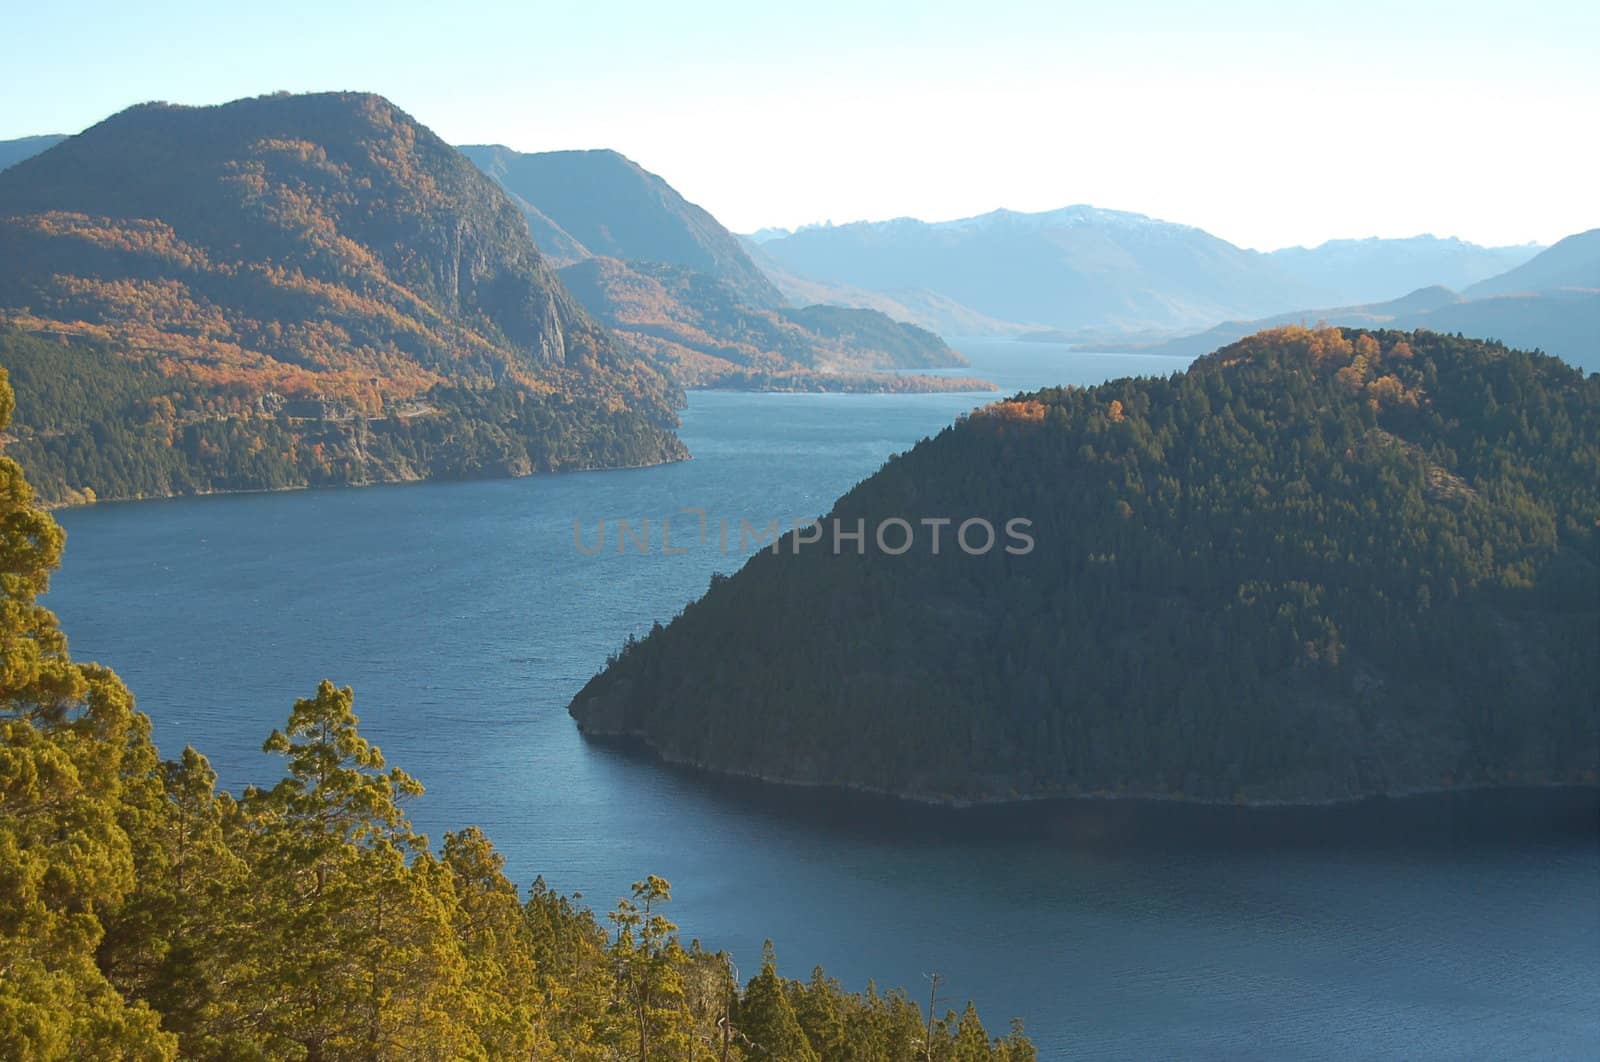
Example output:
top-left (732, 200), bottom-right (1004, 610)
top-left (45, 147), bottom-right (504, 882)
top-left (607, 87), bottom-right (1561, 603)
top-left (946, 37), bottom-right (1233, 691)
top-left (1265, 236), bottom-right (1540, 306)
top-left (0, 369), bottom-right (1033, 1060)
top-left (572, 327), bottom-right (1600, 806)
top-left (748, 214), bottom-right (1544, 337)
top-left (0, 93), bottom-right (687, 505)
top-left (462, 144), bottom-right (973, 391)
top-left (1463, 228), bottom-right (1600, 297)
top-left (0, 133), bottom-right (65, 172)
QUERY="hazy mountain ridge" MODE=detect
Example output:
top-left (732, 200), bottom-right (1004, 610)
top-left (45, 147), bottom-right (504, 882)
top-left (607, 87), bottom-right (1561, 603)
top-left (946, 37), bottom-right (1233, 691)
top-left (1463, 227), bottom-right (1599, 297)
top-left (749, 206), bottom-right (1314, 333)
top-left (1105, 233), bottom-right (1600, 372)
top-left (571, 327), bottom-right (1600, 806)
top-left (464, 144), bottom-right (972, 389)
top-left (0, 134), bottom-right (66, 172)
top-left (0, 93), bottom-right (686, 504)
top-left (739, 235), bottom-right (1039, 336)
top-left (747, 211), bottom-right (1547, 336)
top-left (1267, 235), bottom-right (1541, 306)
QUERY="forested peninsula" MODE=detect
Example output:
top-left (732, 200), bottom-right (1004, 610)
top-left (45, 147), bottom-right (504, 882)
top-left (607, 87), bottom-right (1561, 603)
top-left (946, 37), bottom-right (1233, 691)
top-left (572, 327), bottom-right (1600, 807)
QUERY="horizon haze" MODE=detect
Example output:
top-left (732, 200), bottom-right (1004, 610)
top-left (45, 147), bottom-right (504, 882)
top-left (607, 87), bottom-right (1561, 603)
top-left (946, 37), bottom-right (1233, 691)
top-left (3, 1), bottom-right (1596, 250)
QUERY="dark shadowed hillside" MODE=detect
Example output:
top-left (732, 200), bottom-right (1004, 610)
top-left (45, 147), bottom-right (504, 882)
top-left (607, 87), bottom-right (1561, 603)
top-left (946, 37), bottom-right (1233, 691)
top-left (572, 327), bottom-right (1600, 806)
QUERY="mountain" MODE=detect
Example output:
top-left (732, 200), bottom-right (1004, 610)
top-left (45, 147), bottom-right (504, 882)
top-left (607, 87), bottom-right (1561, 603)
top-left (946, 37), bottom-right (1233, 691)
top-left (748, 212), bottom-right (1550, 337)
top-left (1109, 236), bottom-right (1600, 373)
top-left (740, 235), bottom-right (1036, 337)
top-left (0, 92), bottom-right (686, 505)
top-left (459, 144), bottom-right (783, 308)
top-left (0, 134), bottom-right (65, 172)
top-left (556, 257), bottom-right (977, 391)
top-left (571, 327), bottom-right (1600, 806)
top-left (749, 207), bottom-right (1330, 333)
top-left (462, 144), bottom-right (974, 390)
top-left (1463, 228), bottom-right (1600, 297)
top-left (1027, 285), bottom-right (1465, 347)
top-left (1266, 235), bottom-right (1540, 306)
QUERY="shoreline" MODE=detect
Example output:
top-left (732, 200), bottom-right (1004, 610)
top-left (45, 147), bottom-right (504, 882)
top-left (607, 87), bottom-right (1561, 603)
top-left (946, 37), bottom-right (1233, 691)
top-left (682, 376), bottom-right (997, 395)
top-left (575, 727), bottom-right (1600, 817)
top-left (34, 373), bottom-right (1000, 513)
top-left (39, 450), bottom-right (694, 512)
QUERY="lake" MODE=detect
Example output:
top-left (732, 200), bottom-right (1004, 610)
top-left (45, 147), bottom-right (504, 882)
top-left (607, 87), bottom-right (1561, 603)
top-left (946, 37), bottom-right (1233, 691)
top-left (45, 339), bottom-right (1600, 1059)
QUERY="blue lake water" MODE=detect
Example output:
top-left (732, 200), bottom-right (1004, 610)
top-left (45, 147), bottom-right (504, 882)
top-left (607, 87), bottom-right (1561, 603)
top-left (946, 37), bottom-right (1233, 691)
top-left (45, 340), bottom-right (1600, 1059)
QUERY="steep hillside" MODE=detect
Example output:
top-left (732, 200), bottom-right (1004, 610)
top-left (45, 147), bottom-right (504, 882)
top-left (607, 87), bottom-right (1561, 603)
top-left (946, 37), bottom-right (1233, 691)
top-left (557, 257), bottom-right (979, 391)
top-left (464, 144), bottom-right (974, 389)
top-left (459, 144), bottom-right (783, 308)
top-left (571, 327), bottom-right (1600, 806)
top-left (0, 93), bottom-right (685, 504)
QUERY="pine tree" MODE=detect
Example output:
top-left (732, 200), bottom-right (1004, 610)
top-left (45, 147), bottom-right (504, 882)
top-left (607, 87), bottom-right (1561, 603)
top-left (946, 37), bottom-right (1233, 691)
top-left (950, 1001), bottom-right (991, 1061)
top-left (225, 680), bottom-right (475, 1058)
top-left (739, 942), bottom-right (817, 1061)
top-left (97, 746), bottom-right (247, 1056)
top-left (793, 966), bottom-right (848, 1059)
top-left (0, 366), bottom-right (178, 1060)
top-left (609, 875), bottom-right (692, 1060)
top-left (442, 826), bottom-right (552, 1058)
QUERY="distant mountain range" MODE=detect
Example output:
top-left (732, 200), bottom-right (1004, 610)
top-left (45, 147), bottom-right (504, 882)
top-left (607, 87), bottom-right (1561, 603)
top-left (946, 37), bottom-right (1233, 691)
top-left (745, 211), bottom-right (1544, 337)
top-left (459, 145), bottom-right (973, 390)
top-left (1265, 236), bottom-right (1539, 306)
top-left (1092, 231), bottom-right (1600, 373)
top-left (0, 93), bottom-right (685, 504)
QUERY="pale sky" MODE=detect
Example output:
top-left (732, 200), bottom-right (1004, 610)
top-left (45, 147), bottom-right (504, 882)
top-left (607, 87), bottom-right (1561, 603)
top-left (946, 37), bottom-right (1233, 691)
top-left (2, 0), bottom-right (1595, 250)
